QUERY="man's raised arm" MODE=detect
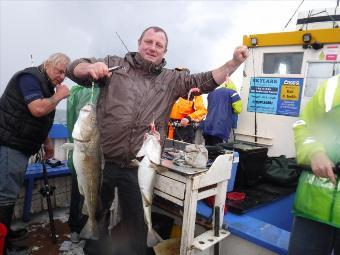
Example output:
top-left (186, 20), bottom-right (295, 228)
top-left (212, 46), bottom-right (249, 85)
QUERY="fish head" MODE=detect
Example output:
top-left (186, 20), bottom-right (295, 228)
top-left (72, 104), bottom-right (97, 142)
top-left (136, 131), bottom-right (161, 165)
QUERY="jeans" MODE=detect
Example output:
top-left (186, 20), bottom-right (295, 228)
top-left (84, 162), bottom-right (147, 255)
top-left (288, 216), bottom-right (340, 255)
top-left (0, 145), bottom-right (29, 206)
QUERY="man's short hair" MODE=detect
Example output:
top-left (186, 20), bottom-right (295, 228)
top-left (139, 26), bottom-right (168, 50)
top-left (43, 53), bottom-right (70, 68)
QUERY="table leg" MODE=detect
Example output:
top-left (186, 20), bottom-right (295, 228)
top-left (180, 179), bottom-right (198, 255)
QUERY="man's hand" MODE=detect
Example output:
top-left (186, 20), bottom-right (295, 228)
top-left (233, 46), bottom-right (249, 64)
top-left (212, 45), bottom-right (249, 84)
top-left (180, 117), bottom-right (190, 127)
top-left (54, 84), bottom-right (70, 101)
top-left (311, 151), bottom-right (336, 184)
top-left (43, 138), bottom-right (54, 160)
top-left (88, 62), bottom-right (112, 80)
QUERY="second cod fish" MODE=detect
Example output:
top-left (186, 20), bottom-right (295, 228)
top-left (72, 103), bottom-right (102, 240)
top-left (136, 124), bottom-right (164, 247)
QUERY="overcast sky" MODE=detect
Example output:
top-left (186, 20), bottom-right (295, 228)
top-left (0, 0), bottom-right (336, 103)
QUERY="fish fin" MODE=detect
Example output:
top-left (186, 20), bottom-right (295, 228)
top-left (130, 159), bottom-right (140, 167)
top-left (62, 143), bottom-right (74, 150)
top-left (78, 183), bottom-right (85, 196)
top-left (136, 143), bottom-right (147, 157)
top-left (142, 193), bottom-right (152, 207)
top-left (147, 228), bottom-right (163, 247)
top-left (82, 203), bottom-right (89, 216)
top-left (80, 220), bottom-right (99, 240)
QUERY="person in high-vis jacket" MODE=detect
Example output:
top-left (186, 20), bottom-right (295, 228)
top-left (289, 74), bottom-right (340, 255)
top-left (220, 78), bottom-right (241, 130)
top-left (168, 89), bottom-right (207, 143)
top-left (201, 86), bottom-right (242, 145)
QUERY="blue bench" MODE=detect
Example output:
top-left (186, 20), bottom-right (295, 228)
top-left (23, 124), bottom-right (71, 222)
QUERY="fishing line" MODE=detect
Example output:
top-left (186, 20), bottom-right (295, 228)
top-left (90, 81), bottom-right (95, 104)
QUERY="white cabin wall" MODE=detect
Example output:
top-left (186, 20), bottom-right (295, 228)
top-left (235, 45), bottom-right (324, 157)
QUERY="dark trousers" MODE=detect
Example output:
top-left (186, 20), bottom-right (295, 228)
top-left (68, 174), bottom-right (86, 233)
top-left (84, 162), bottom-right (147, 255)
top-left (203, 134), bottom-right (223, 146)
top-left (173, 126), bottom-right (195, 143)
top-left (288, 216), bottom-right (340, 255)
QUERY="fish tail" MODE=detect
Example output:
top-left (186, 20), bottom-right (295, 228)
top-left (146, 228), bottom-right (163, 247)
top-left (79, 219), bottom-right (99, 240)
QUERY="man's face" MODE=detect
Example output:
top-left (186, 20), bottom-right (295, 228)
top-left (138, 29), bottom-right (167, 65)
top-left (45, 62), bottom-right (67, 86)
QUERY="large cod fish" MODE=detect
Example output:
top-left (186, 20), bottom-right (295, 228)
top-left (136, 125), bottom-right (163, 247)
top-left (71, 103), bottom-right (102, 240)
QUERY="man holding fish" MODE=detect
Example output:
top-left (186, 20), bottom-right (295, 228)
top-left (67, 26), bottom-right (249, 255)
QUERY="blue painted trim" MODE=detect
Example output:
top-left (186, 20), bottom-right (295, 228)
top-left (49, 123), bottom-right (68, 139)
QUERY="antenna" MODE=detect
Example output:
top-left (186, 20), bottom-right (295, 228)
top-left (30, 54), bottom-right (34, 67)
top-left (115, 32), bottom-right (130, 52)
top-left (282, 0), bottom-right (305, 31)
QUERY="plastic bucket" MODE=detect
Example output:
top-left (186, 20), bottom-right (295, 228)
top-left (0, 223), bottom-right (7, 255)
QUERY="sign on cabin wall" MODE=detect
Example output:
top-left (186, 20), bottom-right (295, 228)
top-left (319, 44), bottom-right (339, 61)
top-left (247, 77), bottom-right (303, 117)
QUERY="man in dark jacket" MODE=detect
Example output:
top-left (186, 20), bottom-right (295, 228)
top-left (67, 26), bottom-right (249, 255)
top-left (0, 53), bottom-right (70, 255)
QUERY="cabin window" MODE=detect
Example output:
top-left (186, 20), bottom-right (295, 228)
top-left (263, 52), bottom-right (304, 74)
top-left (304, 62), bottom-right (340, 97)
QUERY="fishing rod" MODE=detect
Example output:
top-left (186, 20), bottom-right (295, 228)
top-left (115, 31), bottom-right (130, 52)
top-left (30, 54), bottom-right (34, 67)
top-left (36, 148), bottom-right (57, 243)
top-left (98, 32), bottom-right (128, 75)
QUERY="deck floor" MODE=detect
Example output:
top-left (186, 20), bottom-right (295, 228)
top-left (12, 207), bottom-right (85, 255)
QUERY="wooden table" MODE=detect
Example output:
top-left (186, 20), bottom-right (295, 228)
top-left (154, 151), bottom-right (233, 255)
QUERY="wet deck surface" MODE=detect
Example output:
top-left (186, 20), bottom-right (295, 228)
top-left (11, 203), bottom-right (185, 255)
top-left (12, 207), bottom-right (85, 255)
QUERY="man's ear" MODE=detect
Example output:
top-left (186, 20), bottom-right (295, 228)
top-left (138, 39), bottom-right (141, 46)
top-left (164, 48), bottom-right (167, 54)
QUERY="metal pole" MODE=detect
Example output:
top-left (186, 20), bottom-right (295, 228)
top-left (214, 206), bottom-right (220, 255)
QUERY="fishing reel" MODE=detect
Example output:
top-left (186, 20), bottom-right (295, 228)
top-left (40, 185), bottom-right (56, 197)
